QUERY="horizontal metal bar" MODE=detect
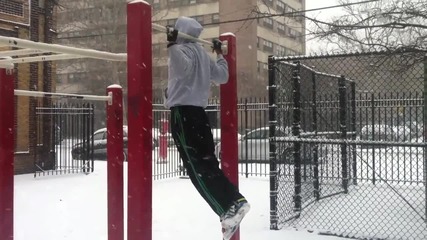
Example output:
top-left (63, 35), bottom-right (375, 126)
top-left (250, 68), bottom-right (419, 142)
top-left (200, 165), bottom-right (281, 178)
top-left (0, 54), bottom-right (83, 64)
top-left (14, 90), bottom-right (111, 102)
top-left (276, 136), bottom-right (426, 147)
top-left (0, 49), bottom-right (46, 57)
top-left (36, 107), bottom-right (94, 111)
top-left (35, 112), bottom-right (93, 115)
top-left (0, 36), bottom-right (126, 61)
top-left (152, 23), bottom-right (212, 46)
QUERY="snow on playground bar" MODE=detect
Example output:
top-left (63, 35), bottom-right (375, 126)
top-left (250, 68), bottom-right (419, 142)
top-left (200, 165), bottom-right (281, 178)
top-left (0, 36), bottom-right (127, 61)
top-left (14, 90), bottom-right (112, 102)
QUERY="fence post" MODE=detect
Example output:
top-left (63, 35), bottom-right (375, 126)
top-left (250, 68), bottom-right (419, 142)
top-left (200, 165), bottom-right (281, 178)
top-left (311, 72), bottom-right (320, 200)
top-left (339, 76), bottom-right (348, 194)
top-left (244, 98), bottom-right (249, 178)
top-left (127, 2), bottom-right (153, 240)
top-left (107, 85), bottom-right (124, 240)
top-left (268, 56), bottom-right (278, 230)
top-left (0, 67), bottom-right (15, 240)
top-left (423, 54), bottom-right (427, 223)
top-left (292, 61), bottom-right (302, 212)
top-left (350, 82), bottom-right (357, 185)
top-left (157, 114), bottom-right (168, 163)
top-left (371, 92), bottom-right (376, 184)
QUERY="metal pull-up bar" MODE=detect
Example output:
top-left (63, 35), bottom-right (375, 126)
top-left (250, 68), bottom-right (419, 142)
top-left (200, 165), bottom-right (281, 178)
top-left (151, 23), bottom-right (212, 46)
top-left (14, 89), bottom-right (112, 103)
top-left (152, 23), bottom-right (228, 53)
top-left (0, 36), bottom-right (127, 61)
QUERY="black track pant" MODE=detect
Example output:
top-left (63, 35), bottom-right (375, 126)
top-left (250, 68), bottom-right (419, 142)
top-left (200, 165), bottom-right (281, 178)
top-left (170, 106), bottom-right (244, 217)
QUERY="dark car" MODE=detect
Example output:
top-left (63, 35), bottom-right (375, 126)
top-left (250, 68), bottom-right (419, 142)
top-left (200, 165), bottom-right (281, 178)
top-left (71, 126), bottom-right (161, 161)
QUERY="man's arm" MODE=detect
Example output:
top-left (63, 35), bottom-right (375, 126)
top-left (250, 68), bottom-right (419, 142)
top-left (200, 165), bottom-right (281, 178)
top-left (211, 39), bottom-right (229, 84)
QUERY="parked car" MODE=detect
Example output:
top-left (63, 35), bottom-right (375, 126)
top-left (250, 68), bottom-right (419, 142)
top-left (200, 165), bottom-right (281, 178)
top-left (214, 126), bottom-right (333, 164)
top-left (210, 128), bottom-right (242, 146)
top-left (215, 126), bottom-right (289, 163)
top-left (360, 124), bottom-right (395, 142)
top-left (404, 121), bottom-right (423, 139)
top-left (71, 126), bottom-right (167, 161)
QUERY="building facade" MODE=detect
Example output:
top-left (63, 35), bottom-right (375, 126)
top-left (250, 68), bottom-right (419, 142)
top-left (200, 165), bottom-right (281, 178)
top-left (56, 0), bottom-right (305, 98)
top-left (0, 0), bottom-right (56, 174)
top-left (151, 0), bottom-right (306, 98)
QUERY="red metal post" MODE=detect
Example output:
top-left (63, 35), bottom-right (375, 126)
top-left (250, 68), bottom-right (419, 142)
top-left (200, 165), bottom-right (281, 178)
top-left (157, 115), bottom-right (168, 163)
top-left (0, 68), bottom-right (15, 240)
top-left (107, 85), bottom-right (124, 240)
top-left (127, 2), bottom-right (153, 240)
top-left (219, 34), bottom-right (239, 240)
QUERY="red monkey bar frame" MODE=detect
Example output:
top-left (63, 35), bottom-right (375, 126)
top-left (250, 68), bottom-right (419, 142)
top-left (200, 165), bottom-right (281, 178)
top-left (126, 1), bottom-right (153, 240)
top-left (0, 1), bottom-right (238, 240)
top-left (0, 68), bottom-right (124, 240)
top-left (219, 33), bottom-right (239, 240)
top-left (0, 68), bottom-right (14, 240)
top-left (107, 85), bottom-right (125, 240)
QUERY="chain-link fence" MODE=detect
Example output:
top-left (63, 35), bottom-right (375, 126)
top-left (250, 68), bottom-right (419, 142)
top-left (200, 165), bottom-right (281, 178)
top-left (269, 50), bottom-right (427, 240)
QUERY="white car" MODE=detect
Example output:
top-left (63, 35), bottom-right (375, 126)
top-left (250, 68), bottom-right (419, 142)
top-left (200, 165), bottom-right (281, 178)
top-left (211, 128), bottom-right (242, 146)
top-left (215, 126), bottom-right (335, 163)
top-left (215, 127), bottom-right (292, 163)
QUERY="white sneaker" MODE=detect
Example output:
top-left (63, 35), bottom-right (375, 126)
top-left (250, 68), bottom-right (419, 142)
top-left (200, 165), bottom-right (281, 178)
top-left (221, 199), bottom-right (251, 240)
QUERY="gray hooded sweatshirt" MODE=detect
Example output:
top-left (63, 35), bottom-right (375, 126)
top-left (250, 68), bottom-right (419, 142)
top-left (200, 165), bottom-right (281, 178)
top-left (165, 16), bottom-right (229, 108)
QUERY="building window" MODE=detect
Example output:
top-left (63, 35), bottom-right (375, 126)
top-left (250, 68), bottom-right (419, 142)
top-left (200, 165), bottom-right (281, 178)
top-left (167, 18), bottom-right (176, 26)
top-left (263, 63), bottom-right (269, 70)
top-left (287, 6), bottom-right (296, 13)
top-left (153, 0), bottom-right (160, 9)
top-left (264, 0), bottom-right (274, 7)
top-left (152, 44), bottom-right (161, 56)
top-left (277, 1), bottom-right (285, 12)
top-left (263, 39), bottom-right (273, 52)
top-left (263, 18), bottom-right (273, 29)
top-left (257, 37), bottom-right (260, 49)
top-left (0, 0), bottom-right (24, 17)
top-left (167, 0), bottom-right (181, 7)
top-left (192, 15), bottom-right (204, 25)
top-left (212, 14), bottom-right (219, 23)
top-left (277, 22), bottom-right (286, 35)
top-left (275, 45), bottom-right (286, 56)
top-left (288, 28), bottom-right (299, 38)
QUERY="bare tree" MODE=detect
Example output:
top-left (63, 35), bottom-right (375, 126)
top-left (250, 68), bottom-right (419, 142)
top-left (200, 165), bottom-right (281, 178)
top-left (56, 0), bottom-right (128, 95)
top-left (306, 0), bottom-right (427, 52)
top-left (56, 0), bottom-right (168, 95)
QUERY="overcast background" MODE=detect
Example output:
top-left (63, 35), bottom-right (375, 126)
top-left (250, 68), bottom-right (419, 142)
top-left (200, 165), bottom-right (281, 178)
top-left (305, 0), bottom-right (342, 53)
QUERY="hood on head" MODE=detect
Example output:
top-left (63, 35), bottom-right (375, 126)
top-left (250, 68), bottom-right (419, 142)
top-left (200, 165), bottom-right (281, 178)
top-left (174, 16), bottom-right (203, 44)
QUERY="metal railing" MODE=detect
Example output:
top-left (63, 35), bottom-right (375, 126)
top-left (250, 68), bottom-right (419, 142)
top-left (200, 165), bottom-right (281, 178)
top-left (35, 102), bottom-right (95, 177)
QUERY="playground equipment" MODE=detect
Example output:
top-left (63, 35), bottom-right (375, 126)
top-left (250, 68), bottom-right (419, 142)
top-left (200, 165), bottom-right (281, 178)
top-left (0, 1), bottom-right (238, 240)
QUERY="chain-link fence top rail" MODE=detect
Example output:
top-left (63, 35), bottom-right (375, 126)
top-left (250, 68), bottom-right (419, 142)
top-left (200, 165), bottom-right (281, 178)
top-left (268, 50), bottom-right (427, 240)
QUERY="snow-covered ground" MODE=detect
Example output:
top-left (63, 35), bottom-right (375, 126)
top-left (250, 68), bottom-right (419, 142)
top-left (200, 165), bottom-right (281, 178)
top-left (14, 161), bottom-right (348, 240)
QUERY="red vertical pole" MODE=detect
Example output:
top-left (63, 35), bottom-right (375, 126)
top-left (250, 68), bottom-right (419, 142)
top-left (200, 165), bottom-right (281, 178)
top-left (127, 1), bottom-right (153, 240)
top-left (219, 34), bottom-right (239, 240)
top-left (107, 85), bottom-right (124, 240)
top-left (157, 115), bottom-right (168, 163)
top-left (0, 68), bottom-right (15, 240)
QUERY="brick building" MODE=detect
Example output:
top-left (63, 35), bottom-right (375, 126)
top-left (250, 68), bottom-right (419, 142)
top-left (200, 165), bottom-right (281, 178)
top-left (0, 0), bottom-right (56, 174)
top-left (56, 0), bottom-right (306, 99)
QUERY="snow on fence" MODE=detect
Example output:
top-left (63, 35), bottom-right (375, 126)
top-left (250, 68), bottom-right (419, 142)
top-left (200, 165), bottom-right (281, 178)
top-left (269, 51), bottom-right (427, 240)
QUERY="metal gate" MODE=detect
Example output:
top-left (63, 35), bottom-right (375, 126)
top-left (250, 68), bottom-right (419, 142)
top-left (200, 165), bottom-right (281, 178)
top-left (35, 103), bottom-right (95, 176)
top-left (269, 51), bottom-right (427, 240)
